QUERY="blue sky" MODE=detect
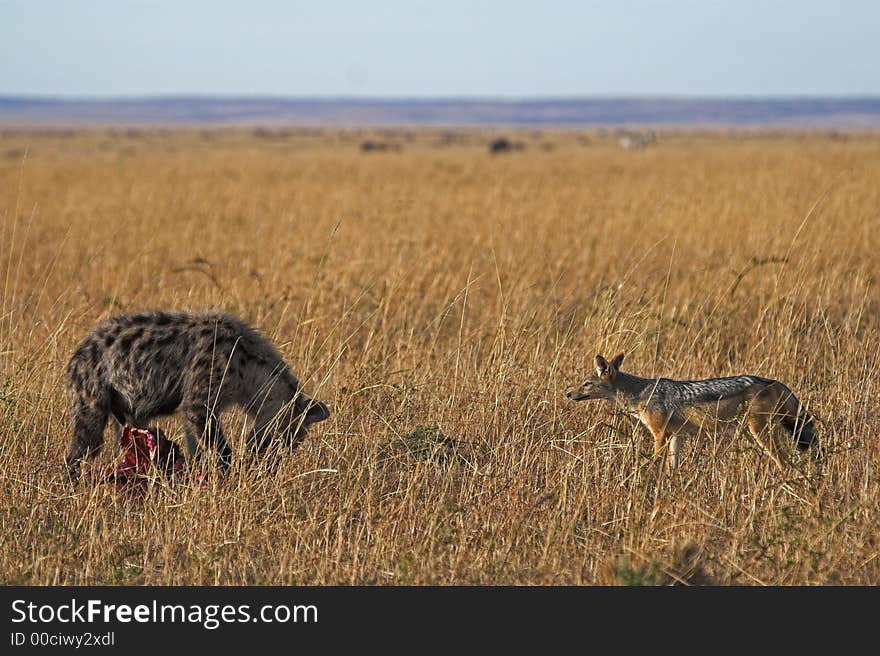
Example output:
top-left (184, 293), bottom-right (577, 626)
top-left (1, 1), bottom-right (877, 97)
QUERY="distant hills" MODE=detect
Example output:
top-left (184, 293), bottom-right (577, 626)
top-left (2, 96), bottom-right (879, 128)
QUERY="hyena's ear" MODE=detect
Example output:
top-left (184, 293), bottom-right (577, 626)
top-left (610, 353), bottom-right (625, 371)
top-left (595, 355), bottom-right (610, 377)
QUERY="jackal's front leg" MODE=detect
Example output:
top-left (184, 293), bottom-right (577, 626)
top-left (648, 425), bottom-right (678, 473)
top-left (643, 411), bottom-right (678, 471)
top-left (650, 427), bottom-right (666, 463)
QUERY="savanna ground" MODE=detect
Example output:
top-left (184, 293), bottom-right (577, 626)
top-left (1, 127), bottom-right (879, 585)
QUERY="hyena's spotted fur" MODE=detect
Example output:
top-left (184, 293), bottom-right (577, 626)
top-left (65, 310), bottom-right (330, 478)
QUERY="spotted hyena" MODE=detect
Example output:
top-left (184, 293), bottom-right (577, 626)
top-left (65, 310), bottom-right (331, 479)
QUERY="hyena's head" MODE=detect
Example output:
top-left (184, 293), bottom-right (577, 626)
top-left (565, 353), bottom-right (625, 402)
top-left (285, 395), bottom-right (331, 447)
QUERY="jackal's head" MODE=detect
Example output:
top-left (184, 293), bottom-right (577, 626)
top-left (565, 353), bottom-right (625, 402)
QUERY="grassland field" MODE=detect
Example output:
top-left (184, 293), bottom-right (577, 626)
top-left (1, 127), bottom-right (879, 585)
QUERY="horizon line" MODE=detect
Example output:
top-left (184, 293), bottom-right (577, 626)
top-left (3, 93), bottom-right (880, 103)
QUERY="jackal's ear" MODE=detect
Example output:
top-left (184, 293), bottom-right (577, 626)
top-left (610, 353), bottom-right (625, 371)
top-left (595, 355), bottom-right (610, 377)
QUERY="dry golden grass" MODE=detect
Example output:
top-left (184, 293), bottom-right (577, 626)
top-left (1, 128), bottom-right (879, 585)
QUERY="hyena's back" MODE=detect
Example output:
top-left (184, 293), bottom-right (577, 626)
top-left (66, 310), bottom-right (298, 423)
top-left (64, 310), bottom-right (323, 477)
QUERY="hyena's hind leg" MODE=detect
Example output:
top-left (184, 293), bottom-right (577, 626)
top-left (65, 399), bottom-right (110, 480)
top-left (180, 404), bottom-right (232, 472)
top-left (65, 345), bottom-right (112, 480)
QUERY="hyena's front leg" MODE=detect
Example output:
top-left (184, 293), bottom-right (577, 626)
top-left (746, 408), bottom-right (786, 472)
top-left (65, 401), bottom-right (109, 480)
top-left (245, 407), bottom-right (275, 455)
top-left (181, 405), bottom-right (232, 471)
top-left (244, 403), bottom-right (287, 471)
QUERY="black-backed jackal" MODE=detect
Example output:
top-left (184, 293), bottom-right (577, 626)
top-left (566, 353), bottom-right (818, 471)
